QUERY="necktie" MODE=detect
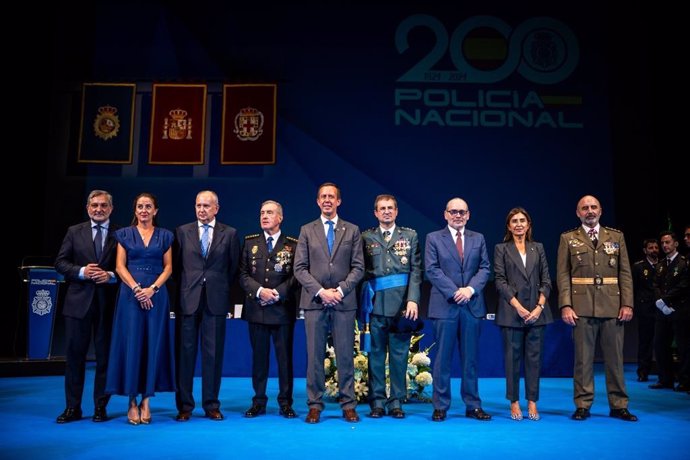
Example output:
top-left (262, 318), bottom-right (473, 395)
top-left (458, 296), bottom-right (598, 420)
top-left (326, 220), bottom-right (335, 255)
top-left (456, 231), bottom-right (464, 261)
top-left (667, 258), bottom-right (672, 267)
top-left (94, 225), bottom-right (103, 260)
top-left (267, 236), bottom-right (274, 253)
top-left (383, 230), bottom-right (391, 242)
top-left (200, 224), bottom-right (210, 258)
top-left (588, 228), bottom-right (598, 247)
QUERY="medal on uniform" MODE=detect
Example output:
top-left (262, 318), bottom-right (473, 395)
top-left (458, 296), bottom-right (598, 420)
top-left (252, 260), bottom-right (256, 265)
top-left (251, 245), bottom-right (258, 255)
top-left (401, 256), bottom-right (408, 265)
top-left (609, 257), bottom-right (617, 267)
top-left (275, 263), bottom-right (283, 272)
top-left (251, 266), bottom-right (256, 274)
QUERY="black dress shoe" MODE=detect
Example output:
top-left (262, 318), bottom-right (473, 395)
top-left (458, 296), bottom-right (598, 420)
top-left (389, 408), bottom-right (405, 419)
top-left (56, 407), bottom-right (82, 424)
top-left (466, 408), bottom-right (492, 421)
top-left (205, 409), bottom-right (224, 420)
top-left (175, 411), bottom-right (192, 422)
top-left (571, 408), bottom-right (590, 421)
top-left (369, 407), bottom-right (385, 418)
top-left (610, 408), bottom-right (638, 422)
top-left (279, 405), bottom-right (297, 418)
top-left (431, 409), bottom-right (446, 422)
top-left (92, 406), bottom-right (108, 422)
top-left (649, 382), bottom-right (674, 389)
top-left (244, 405), bottom-right (266, 418)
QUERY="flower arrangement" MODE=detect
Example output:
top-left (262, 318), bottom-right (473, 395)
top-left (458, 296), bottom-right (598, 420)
top-left (324, 322), bottom-right (434, 402)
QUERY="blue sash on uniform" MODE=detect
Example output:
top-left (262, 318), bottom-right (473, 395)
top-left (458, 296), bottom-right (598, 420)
top-left (360, 273), bottom-right (409, 352)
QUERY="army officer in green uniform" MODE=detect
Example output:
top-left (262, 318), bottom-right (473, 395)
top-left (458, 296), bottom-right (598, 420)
top-left (361, 194), bottom-right (422, 419)
top-left (239, 200), bottom-right (299, 419)
top-left (557, 195), bottom-right (637, 422)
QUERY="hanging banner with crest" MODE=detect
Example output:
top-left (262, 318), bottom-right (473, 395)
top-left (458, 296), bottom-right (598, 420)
top-left (149, 84), bottom-right (207, 164)
top-left (221, 84), bottom-right (276, 164)
top-left (78, 83), bottom-right (136, 164)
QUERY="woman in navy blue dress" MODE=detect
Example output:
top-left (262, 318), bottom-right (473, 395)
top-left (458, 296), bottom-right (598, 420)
top-left (106, 193), bottom-right (175, 424)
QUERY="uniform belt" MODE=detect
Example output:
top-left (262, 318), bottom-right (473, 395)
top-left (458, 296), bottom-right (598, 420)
top-left (571, 277), bottom-right (618, 285)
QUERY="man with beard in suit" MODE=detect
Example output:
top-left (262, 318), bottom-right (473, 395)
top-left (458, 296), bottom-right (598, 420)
top-left (55, 190), bottom-right (119, 423)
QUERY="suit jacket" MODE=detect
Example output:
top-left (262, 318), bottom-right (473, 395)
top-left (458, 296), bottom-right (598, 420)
top-left (556, 226), bottom-right (633, 317)
top-left (175, 221), bottom-right (240, 316)
top-left (239, 233), bottom-right (298, 325)
top-left (293, 217), bottom-right (365, 311)
top-left (654, 255), bottom-right (689, 320)
top-left (494, 241), bottom-right (552, 327)
top-left (425, 227), bottom-right (491, 319)
top-left (55, 221), bottom-right (119, 319)
top-left (361, 226), bottom-right (422, 316)
top-left (632, 258), bottom-right (658, 317)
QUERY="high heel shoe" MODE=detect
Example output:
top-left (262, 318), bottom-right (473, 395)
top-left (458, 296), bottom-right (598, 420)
top-left (139, 403), bottom-right (151, 424)
top-left (527, 401), bottom-right (540, 421)
top-left (127, 404), bottom-right (141, 425)
top-left (510, 402), bottom-right (523, 421)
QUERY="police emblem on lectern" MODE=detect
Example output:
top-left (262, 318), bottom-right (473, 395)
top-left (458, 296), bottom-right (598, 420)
top-left (31, 289), bottom-right (52, 316)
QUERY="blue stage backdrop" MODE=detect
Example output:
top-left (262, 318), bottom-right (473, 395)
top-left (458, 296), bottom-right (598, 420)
top-left (49, 3), bottom-right (621, 377)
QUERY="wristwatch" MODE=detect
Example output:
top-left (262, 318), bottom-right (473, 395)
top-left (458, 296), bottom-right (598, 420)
top-left (151, 284), bottom-right (160, 293)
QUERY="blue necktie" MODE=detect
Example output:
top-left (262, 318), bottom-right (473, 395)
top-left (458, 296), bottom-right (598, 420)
top-left (326, 220), bottom-right (335, 255)
top-left (94, 225), bottom-right (103, 261)
top-left (200, 224), bottom-right (210, 258)
top-left (267, 236), bottom-right (274, 253)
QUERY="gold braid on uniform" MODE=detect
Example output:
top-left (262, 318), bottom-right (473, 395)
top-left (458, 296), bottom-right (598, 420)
top-left (286, 236), bottom-right (299, 243)
top-left (245, 233), bottom-right (260, 239)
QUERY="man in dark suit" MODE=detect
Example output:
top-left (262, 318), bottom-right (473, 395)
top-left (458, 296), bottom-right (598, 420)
top-left (174, 190), bottom-right (240, 422)
top-left (557, 195), bottom-right (637, 422)
top-left (294, 182), bottom-right (365, 424)
top-left (631, 238), bottom-right (659, 382)
top-left (425, 197), bottom-right (491, 422)
top-left (361, 194), bottom-right (422, 419)
top-left (239, 200), bottom-right (299, 418)
top-left (650, 231), bottom-right (690, 392)
top-left (55, 190), bottom-right (119, 423)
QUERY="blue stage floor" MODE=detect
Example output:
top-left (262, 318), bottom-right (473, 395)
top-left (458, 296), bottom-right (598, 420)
top-left (1, 364), bottom-right (688, 459)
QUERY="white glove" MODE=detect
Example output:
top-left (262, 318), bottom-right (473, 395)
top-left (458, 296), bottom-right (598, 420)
top-left (655, 298), bottom-right (675, 315)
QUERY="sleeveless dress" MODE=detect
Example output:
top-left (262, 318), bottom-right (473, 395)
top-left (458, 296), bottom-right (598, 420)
top-left (105, 226), bottom-right (175, 398)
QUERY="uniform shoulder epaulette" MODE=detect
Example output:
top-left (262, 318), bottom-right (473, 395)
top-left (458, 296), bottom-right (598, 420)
top-left (286, 236), bottom-right (299, 243)
top-left (562, 227), bottom-right (579, 235)
top-left (399, 226), bottom-right (416, 233)
top-left (245, 233), bottom-right (261, 239)
top-left (603, 226), bottom-right (623, 233)
top-left (362, 227), bottom-right (377, 234)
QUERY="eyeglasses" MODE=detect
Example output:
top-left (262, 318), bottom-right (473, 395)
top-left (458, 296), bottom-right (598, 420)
top-left (446, 209), bottom-right (468, 216)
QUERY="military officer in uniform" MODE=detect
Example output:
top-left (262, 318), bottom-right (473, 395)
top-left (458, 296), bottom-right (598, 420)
top-left (631, 238), bottom-right (659, 382)
top-left (557, 195), bottom-right (637, 422)
top-left (239, 200), bottom-right (299, 418)
top-left (361, 194), bottom-right (422, 419)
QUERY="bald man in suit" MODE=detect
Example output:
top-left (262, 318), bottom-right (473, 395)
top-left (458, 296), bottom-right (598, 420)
top-left (425, 197), bottom-right (492, 422)
top-left (55, 190), bottom-right (119, 423)
top-left (294, 182), bottom-right (364, 424)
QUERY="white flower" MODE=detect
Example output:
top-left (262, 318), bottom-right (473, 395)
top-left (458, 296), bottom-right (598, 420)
top-left (327, 346), bottom-right (335, 358)
top-left (354, 354), bottom-right (368, 371)
top-left (411, 352), bottom-right (431, 367)
top-left (324, 358), bottom-right (331, 370)
top-left (415, 371), bottom-right (433, 387)
top-left (355, 380), bottom-right (369, 398)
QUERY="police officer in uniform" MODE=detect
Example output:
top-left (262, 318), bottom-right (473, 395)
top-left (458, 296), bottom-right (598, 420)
top-left (361, 194), bottom-right (422, 419)
top-left (557, 195), bottom-right (637, 422)
top-left (631, 238), bottom-right (659, 382)
top-left (650, 231), bottom-right (690, 392)
top-left (239, 200), bottom-right (299, 418)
